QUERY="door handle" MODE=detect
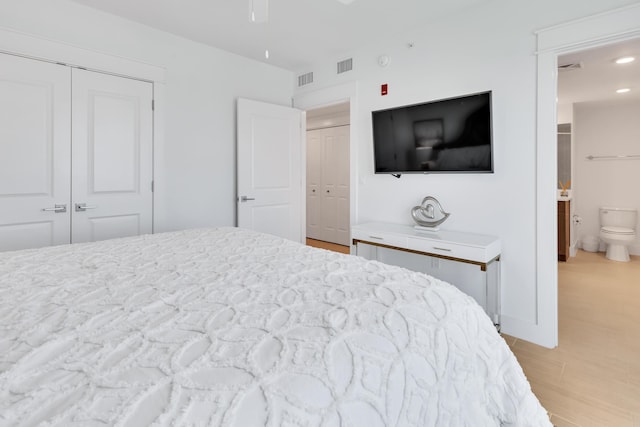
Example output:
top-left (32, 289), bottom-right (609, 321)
top-left (239, 196), bottom-right (255, 202)
top-left (75, 203), bottom-right (98, 212)
top-left (42, 204), bottom-right (67, 213)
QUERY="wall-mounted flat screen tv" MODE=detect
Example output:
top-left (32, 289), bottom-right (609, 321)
top-left (372, 91), bottom-right (493, 174)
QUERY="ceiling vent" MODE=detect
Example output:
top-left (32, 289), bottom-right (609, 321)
top-left (558, 62), bottom-right (583, 72)
top-left (298, 72), bottom-right (314, 87)
top-left (337, 58), bottom-right (353, 74)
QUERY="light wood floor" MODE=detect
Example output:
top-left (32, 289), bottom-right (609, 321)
top-left (306, 238), bottom-right (350, 254)
top-left (505, 250), bottom-right (640, 427)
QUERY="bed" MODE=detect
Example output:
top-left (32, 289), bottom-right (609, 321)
top-left (0, 227), bottom-right (551, 426)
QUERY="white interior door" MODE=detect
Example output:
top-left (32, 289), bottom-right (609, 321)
top-left (305, 125), bottom-right (350, 246)
top-left (333, 125), bottom-right (350, 246)
top-left (0, 54), bottom-right (71, 251)
top-left (306, 129), bottom-right (322, 240)
top-left (321, 131), bottom-right (339, 243)
top-left (71, 69), bottom-right (153, 243)
top-left (237, 98), bottom-right (304, 243)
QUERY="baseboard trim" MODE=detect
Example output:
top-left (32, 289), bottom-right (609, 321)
top-left (499, 314), bottom-right (556, 348)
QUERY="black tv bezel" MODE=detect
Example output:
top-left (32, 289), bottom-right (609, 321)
top-left (371, 90), bottom-right (494, 175)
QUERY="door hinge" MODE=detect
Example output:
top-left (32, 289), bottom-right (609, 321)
top-left (152, 100), bottom-right (155, 111)
top-left (151, 181), bottom-right (155, 192)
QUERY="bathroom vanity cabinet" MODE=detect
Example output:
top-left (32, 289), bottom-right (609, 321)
top-left (558, 200), bottom-right (570, 261)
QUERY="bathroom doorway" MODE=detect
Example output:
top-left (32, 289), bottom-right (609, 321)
top-left (539, 36), bottom-right (640, 423)
top-left (555, 38), bottom-right (640, 358)
top-left (556, 38), bottom-right (640, 263)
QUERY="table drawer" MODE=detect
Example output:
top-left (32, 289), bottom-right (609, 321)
top-left (406, 237), bottom-right (486, 263)
top-left (352, 229), bottom-right (407, 248)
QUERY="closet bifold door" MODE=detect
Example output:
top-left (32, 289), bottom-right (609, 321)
top-left (321, 125), bottom-right (350, 246)
top-left (306, 129), bottom-right (323, 241)
top-left (71, 69), bottom-right (153, 244)
top-left (0, 54), bottom-right (71, 252)
top-left (305, 126), bottom-right (350, 246)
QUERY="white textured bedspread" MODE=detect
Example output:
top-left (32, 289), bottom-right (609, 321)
top-left (0, 228), bottom-right (550, 426)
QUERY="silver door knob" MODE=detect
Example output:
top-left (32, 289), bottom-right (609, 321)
top-left (239, 196), bottom-right (255, 202)
top-left (42, 204), bottom-right (67, 213)
top-left (75, 203), bottom-right (98, 212)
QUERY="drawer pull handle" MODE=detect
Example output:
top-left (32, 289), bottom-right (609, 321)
top-left (432, 246), bottom-right (452, 252)
top-left (368, 235), bottom-right (384, 240)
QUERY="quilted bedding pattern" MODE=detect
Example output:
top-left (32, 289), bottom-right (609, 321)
top-left (0, 227), bottom-right (550, 426)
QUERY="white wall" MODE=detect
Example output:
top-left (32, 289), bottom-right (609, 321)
top-left (557, 103), bottom-right (574, 125)
top-left (0, 0), bottom-right (294, 232)
top-left (573, 99), bottom-right (640, 254)
top-left (293, 0), bottom-right (637, 345)
top-left (307, 105), bottom-right (350, 130)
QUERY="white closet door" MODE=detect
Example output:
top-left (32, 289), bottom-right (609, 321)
top-left (320, 130), bottom-right (339, 243)
top-left (0, 54), bottom-right (71, 251)
top-left (320, 126), bottom-right (350, 246)
top-left (332, 125), bottom-right (350, 246)
top-left (306, 129), bottom-right (323, 240)
top-left (305, 125), bottom-right (350, 246)
top-left (71, 69), bottom-right (153, 243)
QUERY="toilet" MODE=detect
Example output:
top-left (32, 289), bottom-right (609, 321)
top-left (599, 207), bottom-right (637, 262)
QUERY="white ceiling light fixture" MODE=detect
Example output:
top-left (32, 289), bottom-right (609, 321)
top-left (616, 88), bottom-right (631, 93)
top-left (249, 0), bottom-right (269, 23)
top-left (249, 0), bottom-right (270, 60)
top-left (615, 56), bottom-right (635, 64)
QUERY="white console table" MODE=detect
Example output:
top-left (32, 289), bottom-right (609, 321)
top-left (352, 222), bottom-right (502, 328)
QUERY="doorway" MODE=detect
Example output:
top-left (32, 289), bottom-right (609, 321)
top-left (305, 102), bottom-right (351, 252)
top-left (555, 38), bottom-right (640, 343)
top-left (532, 4), bottom-right (640, 348)
top-left (556, 38), bottom-right (640, 265)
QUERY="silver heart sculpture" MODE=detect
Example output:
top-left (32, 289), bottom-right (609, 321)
top-left (411, 196), bottom-right (450, 228)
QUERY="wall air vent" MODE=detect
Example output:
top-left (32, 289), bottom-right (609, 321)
top-left (298, 72), bottom-right (314, 87)
top-left (337, 58), bottom-right (353, 74)
top-left (558, 62), bottom-right (583, 72)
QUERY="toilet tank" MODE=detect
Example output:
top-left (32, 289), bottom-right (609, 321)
top-left (599, 207), bottom-right (638, 229)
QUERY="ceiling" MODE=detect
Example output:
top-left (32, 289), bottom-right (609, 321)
top-left (66, 1), bottom-right (640, 99)
top-left (69, 0), bottom-right (489, 71)
top-left (558, 37), bottom-right (640, 105)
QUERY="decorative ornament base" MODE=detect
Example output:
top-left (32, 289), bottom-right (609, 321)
top-left (414, 225), bottom-right (440, 232)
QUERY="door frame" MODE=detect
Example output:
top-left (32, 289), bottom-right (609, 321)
top-left (294, 82), bottom-right (358, 250)
top-left (0, 26), bottom-right (166, 233)
top-left (534, 3), bottom-right (640, 348)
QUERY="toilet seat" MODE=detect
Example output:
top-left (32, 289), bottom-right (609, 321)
top-left (601, 226), bottom-right (635, 235)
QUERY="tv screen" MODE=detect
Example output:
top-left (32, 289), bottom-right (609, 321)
top-left (372, 91), bottom-right (493, 174)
